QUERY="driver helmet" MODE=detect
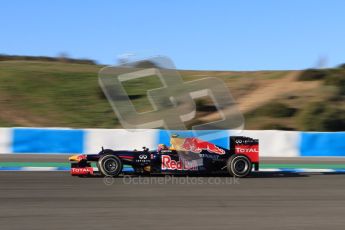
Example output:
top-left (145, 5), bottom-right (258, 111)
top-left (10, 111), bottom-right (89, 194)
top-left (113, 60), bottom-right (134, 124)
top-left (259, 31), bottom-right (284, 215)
top-left (157, 144), bottom-right (168, 152)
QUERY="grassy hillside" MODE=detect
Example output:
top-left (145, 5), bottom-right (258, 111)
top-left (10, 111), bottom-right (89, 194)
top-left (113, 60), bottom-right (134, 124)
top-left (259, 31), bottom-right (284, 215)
top-left (0, 57), bottom-right (344, 131)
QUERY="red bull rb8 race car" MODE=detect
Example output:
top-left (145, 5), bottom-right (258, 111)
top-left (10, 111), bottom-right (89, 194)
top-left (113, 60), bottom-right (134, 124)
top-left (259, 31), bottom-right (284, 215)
top-left (69, 135), bottom-right (259, 178)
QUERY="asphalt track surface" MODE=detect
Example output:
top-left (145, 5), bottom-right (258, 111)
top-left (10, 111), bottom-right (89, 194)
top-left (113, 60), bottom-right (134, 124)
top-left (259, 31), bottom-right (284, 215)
top-left (1, 171), bottom-right (345, 230)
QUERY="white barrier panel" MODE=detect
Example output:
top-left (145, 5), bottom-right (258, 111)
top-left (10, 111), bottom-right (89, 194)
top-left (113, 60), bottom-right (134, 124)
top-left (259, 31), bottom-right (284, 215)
top-left (84, 129), bottom-right (158, 154)
top-left (237, 130), bottom-right (300, 157)
top-left (0, 128), bottom-right (12, 154)
top-left (2, 127), bottom-right (343, 157)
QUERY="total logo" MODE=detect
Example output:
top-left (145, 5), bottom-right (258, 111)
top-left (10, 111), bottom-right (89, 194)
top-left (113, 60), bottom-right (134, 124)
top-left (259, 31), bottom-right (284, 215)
top-left (161, 155), bottom-right (198, 171)
top-left (235, 145), bottom-right (259, 154)
top-left (71, 167), bottom-right (93, 175)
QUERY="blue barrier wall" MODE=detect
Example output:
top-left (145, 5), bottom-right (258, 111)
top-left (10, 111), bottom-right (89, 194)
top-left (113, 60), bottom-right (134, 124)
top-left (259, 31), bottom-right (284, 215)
top-left (300, 132), bottom-right (345, 157)
top-left (12, 128), bottom-right (84, 154)
top-left (0, 128), bottom-right (344, 157)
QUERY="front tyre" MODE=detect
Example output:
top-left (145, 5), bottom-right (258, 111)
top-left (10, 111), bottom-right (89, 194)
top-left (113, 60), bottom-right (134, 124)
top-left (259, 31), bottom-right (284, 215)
top-left (227, 154), bottom-right (252, 177)
top-left (98, 155), bottom-right (123, 177)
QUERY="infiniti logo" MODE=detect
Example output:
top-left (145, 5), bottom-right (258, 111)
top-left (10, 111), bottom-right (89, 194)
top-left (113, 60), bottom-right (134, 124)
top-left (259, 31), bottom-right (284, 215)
top-left (139, 155), bottom-right (148, 160)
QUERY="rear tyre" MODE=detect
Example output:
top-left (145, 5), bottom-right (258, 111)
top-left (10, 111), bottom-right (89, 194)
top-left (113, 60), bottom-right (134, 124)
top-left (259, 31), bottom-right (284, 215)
top-left (98, 155), bottom-right (123, 177)
top-left (227, 154), bottom-right (252, 177)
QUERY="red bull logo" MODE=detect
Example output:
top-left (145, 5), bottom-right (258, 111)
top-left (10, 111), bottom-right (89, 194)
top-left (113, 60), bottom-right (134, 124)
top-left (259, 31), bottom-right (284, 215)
top-left (77, 155), bottom-right (87, 161)
top-left (161, 155), bottom-right (198, 171)
top-left (181, 137), bottom-right (225, 155)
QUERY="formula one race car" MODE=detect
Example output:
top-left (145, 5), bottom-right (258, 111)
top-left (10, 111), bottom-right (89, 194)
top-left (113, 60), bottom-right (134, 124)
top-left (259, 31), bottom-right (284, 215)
top-left (69, 135), bottom-right (259, 178)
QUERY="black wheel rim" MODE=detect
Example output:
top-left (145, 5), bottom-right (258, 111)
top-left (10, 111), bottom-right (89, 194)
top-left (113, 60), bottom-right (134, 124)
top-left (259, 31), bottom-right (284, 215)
top-left (234, 159), bottom-right (248, 173)
top-left (104, 158), bottom-right (118, 173)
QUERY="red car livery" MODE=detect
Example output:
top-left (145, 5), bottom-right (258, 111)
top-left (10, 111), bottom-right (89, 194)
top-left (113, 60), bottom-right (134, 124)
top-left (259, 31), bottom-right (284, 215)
top-left (161, 155), bottom-right (198, 171)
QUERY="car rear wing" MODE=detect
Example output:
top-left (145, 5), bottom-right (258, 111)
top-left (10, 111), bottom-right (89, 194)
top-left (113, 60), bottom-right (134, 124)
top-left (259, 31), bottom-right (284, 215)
top-left (229, 136), bottom-right (259, 169)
